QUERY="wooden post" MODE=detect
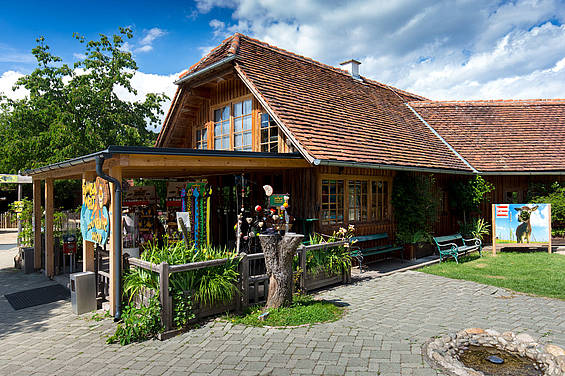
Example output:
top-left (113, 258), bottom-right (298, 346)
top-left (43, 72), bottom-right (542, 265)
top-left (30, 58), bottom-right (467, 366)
top-left (491, 204), bottom-right (496, 256)
top-left (45, 178), bottom-right (54, 278)
top-left (82, 172), bottom-right (96, 272)
top-left (108, 166), bottom-right (122, 316)
top-left (239, 253), bottom-right (249, 312)
top-left (33, 179), bottom-right (42, 270)
top-left (548, 204), bottom-right (552, 254)
top-left (299, 247), bottom-right (307, 293)
top-left (159, 261), bottom-right (172, 331)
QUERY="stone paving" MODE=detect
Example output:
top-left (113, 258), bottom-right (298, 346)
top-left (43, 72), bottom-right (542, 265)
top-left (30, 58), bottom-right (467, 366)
top-left (1, 231), bottom-right (565, 375)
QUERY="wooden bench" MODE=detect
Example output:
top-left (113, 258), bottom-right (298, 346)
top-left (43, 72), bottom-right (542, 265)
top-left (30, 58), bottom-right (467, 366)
top-left (432, 234), bottom-right (482, 263)
top-left (350, 233), bottom-right (403, 273)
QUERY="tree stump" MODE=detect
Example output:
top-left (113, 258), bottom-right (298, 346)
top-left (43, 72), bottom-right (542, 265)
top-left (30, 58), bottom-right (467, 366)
top-left (259, 233), bottom-right (304, 309)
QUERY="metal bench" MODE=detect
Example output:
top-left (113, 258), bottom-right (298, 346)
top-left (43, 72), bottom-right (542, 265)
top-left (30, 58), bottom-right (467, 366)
top-left (432, 234), bottom-right (482, 263)
top-left (350, 233), bottom-right (403, 273)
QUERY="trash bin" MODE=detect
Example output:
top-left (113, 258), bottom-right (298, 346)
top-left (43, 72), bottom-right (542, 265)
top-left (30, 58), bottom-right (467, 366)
top-left (22, 247), bottom-right (34, 274)
top-left (70, 272), bottom-right (96, 315)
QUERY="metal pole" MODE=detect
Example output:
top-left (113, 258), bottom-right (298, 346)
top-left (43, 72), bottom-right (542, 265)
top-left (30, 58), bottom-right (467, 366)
top-left (17, 183), bottom-right (22, 247)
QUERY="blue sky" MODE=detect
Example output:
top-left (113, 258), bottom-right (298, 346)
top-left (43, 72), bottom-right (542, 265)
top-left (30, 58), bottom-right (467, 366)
top-left (0, 0), bottom-right (227, 75)
top-left (2, 0), bottom-right (565, 129)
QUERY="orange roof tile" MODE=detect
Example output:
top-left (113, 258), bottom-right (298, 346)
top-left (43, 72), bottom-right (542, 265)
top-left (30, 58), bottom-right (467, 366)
top-left (180, 34), bottom-right (470, 171)
top-left (410, 99), bottom-right (565, 172)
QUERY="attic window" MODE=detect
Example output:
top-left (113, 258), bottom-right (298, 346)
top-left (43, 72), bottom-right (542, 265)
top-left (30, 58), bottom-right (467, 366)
top-left (233, 99), bottom-right (252, 151)
top-left (214, 106), bottom-right (230, 150)
top-left (196, 127), bottom-right (208, 149)
top-left (260, 113), bottom-right (279, 153)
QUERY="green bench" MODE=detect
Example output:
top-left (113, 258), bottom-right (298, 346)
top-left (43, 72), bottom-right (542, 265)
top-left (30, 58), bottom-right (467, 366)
top-left (432, 234), bottom-right (482, 263)
top-left (350, 233), bottom-right (403, 273)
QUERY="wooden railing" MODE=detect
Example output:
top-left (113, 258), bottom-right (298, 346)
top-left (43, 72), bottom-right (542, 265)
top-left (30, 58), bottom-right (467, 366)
top-left (125, 240), bottom-right (351, 337)
top-left (0, 212), bottom-right (17, 228)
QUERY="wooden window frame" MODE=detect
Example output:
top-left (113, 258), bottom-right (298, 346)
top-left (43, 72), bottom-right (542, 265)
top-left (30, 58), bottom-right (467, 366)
top-left (194, 125), bottom-right (208, 150)
top-left (320, 178), bottom-right (345, 225)
top-left (319, 174), bottom-right (393, 225)
top-left (259, 113), bottom-right (280, 153)
top-left (210, 94), bottom-right (255, 151)
top-left (233, 99), bottom-right (253, 151)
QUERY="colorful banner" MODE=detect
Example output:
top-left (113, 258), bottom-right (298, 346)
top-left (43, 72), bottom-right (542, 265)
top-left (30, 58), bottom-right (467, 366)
top-left (81, 177), bottom-right (110, 244)
top-left (494, 203), bottom-right (551, 244)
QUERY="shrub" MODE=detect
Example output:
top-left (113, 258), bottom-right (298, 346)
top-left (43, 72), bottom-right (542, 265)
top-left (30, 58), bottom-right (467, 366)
top-left (122, 238), bottom-right (239, 332)
top-left (392, 172), bottom-right (438, 241)
top-left (531, 182), bottom-right (565, 236)
top-left (302, 226), bottom-right (353, 276)
top-left (107, 296), bottom-right (162, 345)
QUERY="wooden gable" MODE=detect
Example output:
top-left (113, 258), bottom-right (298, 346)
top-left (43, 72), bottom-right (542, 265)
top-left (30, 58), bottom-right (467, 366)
top-left (158, 69), bottom-right (293, 153)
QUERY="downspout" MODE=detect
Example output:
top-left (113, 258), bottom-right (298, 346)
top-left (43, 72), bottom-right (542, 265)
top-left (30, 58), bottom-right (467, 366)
top-left (95, 155), bottom-right (122, 320)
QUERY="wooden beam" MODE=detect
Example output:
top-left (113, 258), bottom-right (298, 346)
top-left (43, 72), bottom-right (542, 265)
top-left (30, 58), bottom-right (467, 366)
top-left (33, 179), bottom-right (42, 270)
top-left (189, 87), bottom-right (211, 99)
top-left (45, 178), bottom-right (54, 278)
top-left (108, 166), bottom-right (122, 317)
top-left (82, 172), bottom-right (97, 272)
top-left (126, 154), bottom-right (309, 169)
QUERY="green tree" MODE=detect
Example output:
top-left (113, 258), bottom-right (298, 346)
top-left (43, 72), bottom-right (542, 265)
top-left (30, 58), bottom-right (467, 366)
top-left (392, 172), bottom-right (439, 242)
top-left (0, 27), bottom-right (167, 173)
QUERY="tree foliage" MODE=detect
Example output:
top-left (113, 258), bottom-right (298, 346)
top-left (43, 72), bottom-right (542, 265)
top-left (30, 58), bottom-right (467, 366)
top-left (0, 27), bottom-right (167, 173)
top-left (449, 175), bottom-right (494, 218)
top-left (531, 182), bottom-right (565, 236)
top-left (392, 172), bottom-right (439, 242)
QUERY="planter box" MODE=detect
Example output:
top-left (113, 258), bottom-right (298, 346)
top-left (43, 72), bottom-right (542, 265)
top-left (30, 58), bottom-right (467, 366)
top-left (304, 266), bottom-right (350, 291)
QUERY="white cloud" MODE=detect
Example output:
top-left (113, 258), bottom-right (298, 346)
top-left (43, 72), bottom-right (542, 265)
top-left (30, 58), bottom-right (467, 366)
top-left (0, 44), bottom-right (35, 64)
top-left (530, 205), bottom-right (550, 227)
top-left (135, 45), bottom-right (154, 53)
top-left (125, 27), bottom-right (168, 54)
top-left (0, 71), bottom-right (27, 100)
top-left (1, 69), bottom-right (177, 131)
top-left (195, 0), bottom-right (565, 99)
top-left (140, 27), bottom-right (167, 46)
top-left (73, 53), bottom-right (87, 60)
top-left (113, 70), bottom-right (178, 131)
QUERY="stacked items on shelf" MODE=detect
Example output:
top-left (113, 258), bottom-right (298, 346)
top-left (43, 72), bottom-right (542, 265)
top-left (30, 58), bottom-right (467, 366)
top-left (122, 185), bottom-right (159, 248)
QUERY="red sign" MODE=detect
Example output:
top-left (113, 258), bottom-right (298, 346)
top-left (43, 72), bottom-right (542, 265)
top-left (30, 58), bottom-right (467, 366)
top-left (495, 204), bottom-right (509, 218)
top-left (63, 242), bottom-right (77, 254)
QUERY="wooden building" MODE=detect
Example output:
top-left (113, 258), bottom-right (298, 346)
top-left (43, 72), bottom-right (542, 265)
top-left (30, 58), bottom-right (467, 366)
top-left (23, 33), bottom-right (565, 316)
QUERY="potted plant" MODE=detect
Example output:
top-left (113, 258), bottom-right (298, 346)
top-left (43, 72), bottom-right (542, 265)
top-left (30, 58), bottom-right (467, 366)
top-left (395, 230), bottom-right (430, 260)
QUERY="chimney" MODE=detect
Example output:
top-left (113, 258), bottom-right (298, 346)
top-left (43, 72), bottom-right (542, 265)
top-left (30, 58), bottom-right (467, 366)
top-left (340, 59), bottom-right (361, 79)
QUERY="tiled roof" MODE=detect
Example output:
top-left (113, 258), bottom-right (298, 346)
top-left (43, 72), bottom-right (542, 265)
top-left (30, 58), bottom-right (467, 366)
top-left (180, 34), bottom-right (471, 172)
top-left (410, 100), bottom-right (565, 172)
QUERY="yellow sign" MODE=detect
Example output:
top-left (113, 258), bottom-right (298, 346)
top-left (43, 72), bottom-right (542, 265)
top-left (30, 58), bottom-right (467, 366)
top-left (81, 177), bottom-right (111, 244)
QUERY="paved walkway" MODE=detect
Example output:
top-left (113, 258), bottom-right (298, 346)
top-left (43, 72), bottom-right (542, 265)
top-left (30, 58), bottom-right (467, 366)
top-left (1, 232), bottom-right (564, 376)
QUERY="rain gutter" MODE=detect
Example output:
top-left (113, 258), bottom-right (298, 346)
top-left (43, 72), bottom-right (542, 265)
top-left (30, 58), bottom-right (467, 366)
top-left (95, 154), bottom-right (122, 321)
top-left (174, 55), bottom-right (237, 85)
top-left (313, 158), bottom-right (474, 175)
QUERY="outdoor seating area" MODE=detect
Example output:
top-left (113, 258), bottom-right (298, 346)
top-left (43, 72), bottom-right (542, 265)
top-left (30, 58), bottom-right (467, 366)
top-left (349, 232), bottom-right (403, 273)
top-left (433, 234), bottom-right (483, 263)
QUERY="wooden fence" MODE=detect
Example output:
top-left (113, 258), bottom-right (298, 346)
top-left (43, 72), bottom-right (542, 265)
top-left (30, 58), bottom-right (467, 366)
top-left (126, 240), bottom-right (350, 338)
top-left (0, 212), bottom-right (17, 228)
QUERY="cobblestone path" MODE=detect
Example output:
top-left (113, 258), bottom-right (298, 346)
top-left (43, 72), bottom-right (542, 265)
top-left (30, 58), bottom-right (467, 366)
top-left (1, 236), bottom-right (564, 375)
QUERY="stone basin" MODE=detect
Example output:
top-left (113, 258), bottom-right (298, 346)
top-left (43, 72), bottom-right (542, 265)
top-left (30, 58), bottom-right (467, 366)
top-left (422, 328), bottom-right (565, 376)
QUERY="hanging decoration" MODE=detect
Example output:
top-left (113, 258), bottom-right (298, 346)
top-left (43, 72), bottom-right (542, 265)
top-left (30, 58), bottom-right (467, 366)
top-left (81, 177), bottom-right (110, 244)
top-left (174, 181), bottom-right (212, 249)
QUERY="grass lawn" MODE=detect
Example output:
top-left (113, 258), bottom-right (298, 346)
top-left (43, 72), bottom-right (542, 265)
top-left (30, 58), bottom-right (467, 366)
top-left (224, 294), bottom-right (344, 327)
top-left (419, 251), bottom-right (565, 300)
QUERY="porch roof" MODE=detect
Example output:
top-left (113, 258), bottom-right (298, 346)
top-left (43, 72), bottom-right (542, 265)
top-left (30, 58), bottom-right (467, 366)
top-left (22, 145), bottom-right (309, 180)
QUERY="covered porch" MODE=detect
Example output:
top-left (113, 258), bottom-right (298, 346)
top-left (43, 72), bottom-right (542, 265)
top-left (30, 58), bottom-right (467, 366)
top-left (24, 145), bottom-right (310, 315)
